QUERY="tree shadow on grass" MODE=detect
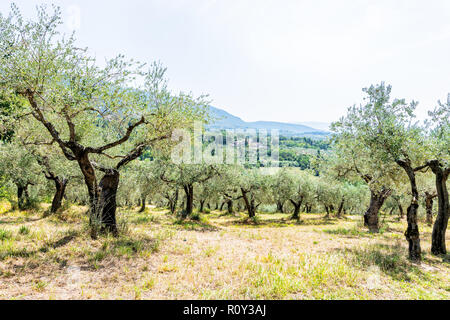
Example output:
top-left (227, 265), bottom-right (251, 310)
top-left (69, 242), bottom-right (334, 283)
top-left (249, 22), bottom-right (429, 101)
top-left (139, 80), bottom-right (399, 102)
top-left (296, 217), bottom-right (337, 226)
top-left (217, 217), bottom-right (287, 228)
top-left (216, 215), bottom-right (338, 228)
top-left (173, 218), bottom-right (218, 232)
top-left (129, 214), bottom-right (161, 225)
top-left (336, 243), bottom-right (430, 282)
top-left (0, 216), bottom-right (46, 225)
top-left (86, 234), bottom-right (162, 269)
top-left (39, 232), bottom-right (78, 253)
top-left (323, 226), bottom-right (378, 238)
top-left (0, 231), bottom-right (78, 261)
top-left (215, 211), bottom-right (240, 218)
top-left (439, 254), bottom-right (450, 264)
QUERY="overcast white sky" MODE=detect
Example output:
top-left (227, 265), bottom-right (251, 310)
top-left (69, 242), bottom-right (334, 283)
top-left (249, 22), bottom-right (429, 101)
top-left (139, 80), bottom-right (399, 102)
top-left (2, 0), bottom-right (450, 123)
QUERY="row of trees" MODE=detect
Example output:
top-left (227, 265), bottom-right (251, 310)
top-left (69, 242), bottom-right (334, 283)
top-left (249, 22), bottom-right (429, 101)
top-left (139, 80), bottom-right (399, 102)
top-left (0, 140), bottom-right (438, 231)
top-left (0, 145), bottom-right (371, 221)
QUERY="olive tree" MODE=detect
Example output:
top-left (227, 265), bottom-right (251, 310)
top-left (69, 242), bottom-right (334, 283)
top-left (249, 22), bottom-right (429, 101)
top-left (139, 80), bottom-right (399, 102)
top-left (416, 173), bottom-right (438, 226)
top-left (281, 169), bottom-right (316, 220)
top-left (31, 145), bottom-right (80, 213)
top-left (158, 161), bottom-right (219, 218)
top-left (159, 183), bottom-right (180, 214)
top-left (341, 183), bottom-right (370, 215)
top-left (331, 86), bottom-right (405, 234)
top-left (334, 83), bottom-right (429, 260)
top-left (271, 168), bottom-right (294, 213)
top-left (212, 165), bottom-right (242, 215)
top-left (0, 5), bottom-right (207, 235)
top-left (315, 177), bottom-right (342, 218)
top-left (128, 159), bottom-right (161, 212)
top-left (195, 176), bottom-right (224, 212)
top-left (337, 83), bottom-right (449, 260)
top-left (237, 168), bottom-right (272, 218)
top-left (0, 142), bottom-right (42, 210)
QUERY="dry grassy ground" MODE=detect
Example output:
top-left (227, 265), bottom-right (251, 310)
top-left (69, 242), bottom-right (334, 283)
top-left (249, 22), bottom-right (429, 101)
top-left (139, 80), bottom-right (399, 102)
top-left (0, 201), bottom-right (449, 300)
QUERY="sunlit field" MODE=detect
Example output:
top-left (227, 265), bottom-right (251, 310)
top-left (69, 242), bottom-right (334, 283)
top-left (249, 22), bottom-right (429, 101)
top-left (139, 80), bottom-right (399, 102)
top-left (0, 2), bottom-right (449, 306)
top-left (1, 202), bottom-right (448, 300)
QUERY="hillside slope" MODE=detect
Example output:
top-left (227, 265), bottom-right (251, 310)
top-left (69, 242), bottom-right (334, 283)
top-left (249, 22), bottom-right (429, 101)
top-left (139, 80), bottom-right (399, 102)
top-left (207, 106), bottom-right (328, 137)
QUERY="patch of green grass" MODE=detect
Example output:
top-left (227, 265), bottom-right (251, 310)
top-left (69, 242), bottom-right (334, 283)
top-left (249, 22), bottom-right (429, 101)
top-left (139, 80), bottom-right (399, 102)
top-left (0, 241), bottom-right (33, 260)
top-left (324, 226), bottom-right (366, 237)
top-left (33, 280), bottom-right (48, 292)
top-left (142, 277), bottom-right (156, 290)
top-left (133, 286), bottom-right (142, 300)
top-left (88, 249), bottom-right (108, 265)
top-left (203, 245), bottom-right (219, 257)
top-left (116, 218), bottom-right (130, 235)
top-left (131, 214), bottom-right (158, 224)
top-left (345, 243), bottom-right (423, 282)
top-left (0, 229), bottom-right (12, 240)
top-left (174, 217), bottom-right (217, 231)
top-left (239, 252), bottom-right (362, 299)
top-left (113, 238), bottom-right (147, 256)
top-left (18, 226), bottom-right (30, 235)
top-left (158, 263), bottom-right (178, 273)
top-left (87, 234), bottom-right (160, 266)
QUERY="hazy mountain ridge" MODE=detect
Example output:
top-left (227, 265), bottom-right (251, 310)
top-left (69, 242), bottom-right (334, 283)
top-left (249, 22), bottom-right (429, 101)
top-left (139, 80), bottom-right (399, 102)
top-left (207, 106), bottom-right (329, 137)
top-left (295, 121), bottom-right (331, 132)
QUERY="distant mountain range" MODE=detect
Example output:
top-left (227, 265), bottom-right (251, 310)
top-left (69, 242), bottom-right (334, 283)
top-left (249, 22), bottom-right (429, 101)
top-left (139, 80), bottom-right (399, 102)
top-left (207, 106), bottom-right (330, 137)
top-left (294, 121), bottom-right (331, 132)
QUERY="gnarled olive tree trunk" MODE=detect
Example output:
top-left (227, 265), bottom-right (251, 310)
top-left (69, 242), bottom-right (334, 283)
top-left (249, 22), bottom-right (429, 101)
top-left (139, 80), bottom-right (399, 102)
top-left (337, 197), bottom-right (345, 218)
top-left (276, 200), bottom-right (284, 213)
top-left (364, 188), bottom-right (390, 233)
top-left (398, 203), bottom-right (404, 220)
top-left (241, 188), bottom-right (257, 218)
top-left (199, 199), bottom-right (206, 212)
top-left (182, 184), bottom-right (194, 218)
top-left (97, 169), bottom-right (120, 236)
top-left (34, 154), bottom-right (69, 214)
top-left (139, 194), bottom-right (147, 213)
top-left (50, 177), bottom-right (68, 213)
top-left (397, 160), bottom-right (422, 261)
top-left (171, 188), bottom-right (179, 214)
top-left (16, 183), bottom-right (29, 211)
top-left (73, 151), bottom-right (100, 225)
top-left (324, 206), bottom-right (332, 218)
top-left (428, 161), bottom-right (449, 255)
top-left (424, 192), bottom-right (436, 226)
top-left (290, 199), bottom-right (302, 220)
top-left (226, 199), bottom-right (233, 214)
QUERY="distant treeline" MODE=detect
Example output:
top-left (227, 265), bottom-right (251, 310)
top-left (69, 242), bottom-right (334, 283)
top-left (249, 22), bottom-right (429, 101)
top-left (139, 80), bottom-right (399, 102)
top-left (279, 136), bottom-right (329, 169)
top-left (139, 135), bottom-right (330, 170)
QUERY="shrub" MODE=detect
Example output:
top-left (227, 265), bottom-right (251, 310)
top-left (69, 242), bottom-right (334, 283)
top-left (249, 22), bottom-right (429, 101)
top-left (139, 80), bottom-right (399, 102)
top-left (191, 212), bottom-right (201, 221)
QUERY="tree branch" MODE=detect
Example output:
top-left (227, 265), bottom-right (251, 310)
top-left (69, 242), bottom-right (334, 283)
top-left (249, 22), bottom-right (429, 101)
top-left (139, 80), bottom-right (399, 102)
top-left (86, 116), bottom-right (146, 153)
